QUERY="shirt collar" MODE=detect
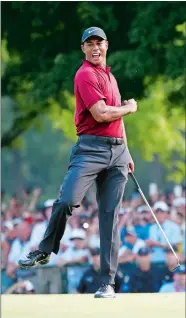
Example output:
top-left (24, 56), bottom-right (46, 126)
top-left (83, 60), bottom-right (111, 73)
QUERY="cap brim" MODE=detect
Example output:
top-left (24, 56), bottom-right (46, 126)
top-left (70, 237), bottom-right (84, 240)
top-left (82, 35), bottom-right (106, 43)
top-left (155, 209), bottom-right (167, 212)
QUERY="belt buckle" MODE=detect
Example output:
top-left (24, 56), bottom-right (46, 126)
top-left (116, 138), bottom-right (122, 145)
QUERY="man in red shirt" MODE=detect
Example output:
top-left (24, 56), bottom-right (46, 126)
top-left (19, 27), bottom-right (137, 298)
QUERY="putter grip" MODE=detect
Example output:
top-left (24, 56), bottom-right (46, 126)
top-left (129, 173), bottom-right (140, 190)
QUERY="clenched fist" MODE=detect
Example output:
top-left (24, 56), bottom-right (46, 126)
top-left (122, 99), bottom-right (138, 114)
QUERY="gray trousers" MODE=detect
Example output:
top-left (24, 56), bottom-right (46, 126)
top-left (39, 135), bottom-right (130, 285)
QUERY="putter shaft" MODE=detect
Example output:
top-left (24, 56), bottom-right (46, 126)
top-left (129, 173), bottom-right (180, 271)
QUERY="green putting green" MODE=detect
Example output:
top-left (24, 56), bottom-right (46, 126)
top-left (2, 293), bottom-right (185, 318)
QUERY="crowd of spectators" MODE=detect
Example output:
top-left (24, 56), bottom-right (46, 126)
top-left (1, 183), bottom-right (185, 294)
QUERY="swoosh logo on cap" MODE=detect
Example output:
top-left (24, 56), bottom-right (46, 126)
top-left (88, 30), bottom-right (96, 33)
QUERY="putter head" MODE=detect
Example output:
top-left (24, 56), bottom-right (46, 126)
top-left (172, 262), bottom-right (181, 272)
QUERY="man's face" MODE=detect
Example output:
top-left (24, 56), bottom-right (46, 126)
top-left (174, 273), bottom-right (186, 288)
top-left (16, 221), bottom-right (32, 241)
top-left (137, 254), bottom-right (151, 269)
top-left (155, 210), bottom-right (168, 224)
top-left (92, 254), bottom-right (100, 269)
top-left (72, 238), bottom-right (84, 249)
top-left (81, 37), bottom-right (108, 66)
top-left (140, 211), bottom-right (152, 223)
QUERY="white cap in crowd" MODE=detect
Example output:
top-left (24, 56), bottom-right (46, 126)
top-left (3, 221), bottom-right (14, 230)
top-left (173, 197), bottom-right (186, 207)
top-left (24, 280), bottom-right (35, 292)
top-left (70, 228), bottom-right (86, 240)
top-left (153, 201), bottom-right (169, 212)
top-left (137, 205), bottom-right (149, 213)
top-left (44, 199), bottom-right (55, 208)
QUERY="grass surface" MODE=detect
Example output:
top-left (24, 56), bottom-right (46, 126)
top-left (2, 293), bottom-right (185, 318)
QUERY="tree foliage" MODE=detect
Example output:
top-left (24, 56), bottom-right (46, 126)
top-left (1, 2), bottom-right (185, 182)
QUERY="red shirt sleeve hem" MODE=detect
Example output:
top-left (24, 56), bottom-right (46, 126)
top-left (86, 97), bottom-right (106, 110)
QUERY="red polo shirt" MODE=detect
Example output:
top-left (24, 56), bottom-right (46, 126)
top-left (74, 60), bottom-right (123, 138)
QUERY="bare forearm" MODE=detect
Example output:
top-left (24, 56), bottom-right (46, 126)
top-left (118, 253), bottom-right (135, 264)
top-left (146, 240), bottom-right (165, 248)
top-left (101, 105), bottom-right (132, 122)
top-left (90, 99), bottom-right (137, 123)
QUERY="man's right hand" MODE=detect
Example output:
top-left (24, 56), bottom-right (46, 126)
top-left (122, 99), bottom-right (137, 113)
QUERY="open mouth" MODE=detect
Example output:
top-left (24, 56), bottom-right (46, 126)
top-left (92, 53), bottom-right (101, 60)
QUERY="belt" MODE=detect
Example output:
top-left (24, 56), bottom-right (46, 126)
top-left (78, 135), bottom-right (124, 145)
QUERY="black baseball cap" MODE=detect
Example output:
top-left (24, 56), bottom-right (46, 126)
top-left (137, 247), bottom-right (151, 256)
top-left (90, 247), bottom-right (100, 256)
top-left (81, 27), bottom-right (107, 44)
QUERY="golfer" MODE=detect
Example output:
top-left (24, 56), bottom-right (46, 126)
top-left (19, 27), bottom-right (138, 298)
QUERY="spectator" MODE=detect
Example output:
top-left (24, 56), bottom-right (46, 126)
top-left (152, 246), bottom-right (181, 292)
top-left (6, 221), bottom-right (32, 274)
top-left (118, 207), bottom-right (133, 244)
top-left (5, 280), bottom-right (36, 294)
top-left (130, 192), bottom-right (143, 209)
top-left (57, 228), bottom-right (91, 293)
top-left (129, 247), bottom-right (159, 293)
top-left (5, 194), bottom-right (22, 220)
top-left (1, 221), bottom-right (17, 268)
top-left (2, 220), bottom-right (33, 293)
top-left (57, 229), bottom-right (90, 267)
top-left (20, 187), bottom-right (42, 214)
top-left (77, 248), bottom-right (122, 293)
top-left (118, 205), bottom-right (128, 226)
top-left (161, 247), bottom-right (178, 283)
top-left (133, 205), bottom-right (153, 240)
top-left (29, 199), bottom-right (56, 250)
top-left (118, 227), bottom-right (146, 264)
top-left (146, 201), bottom-right (182, 263)
top-left (148, 183), bottom-right (159, 205)
top-left (159, 264), bottom-right (186, 292)
top-left (174, 211), bottom-right (185, 229)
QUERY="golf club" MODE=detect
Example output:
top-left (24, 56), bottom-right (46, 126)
top-left (129, 172), bottom-right (181, 271)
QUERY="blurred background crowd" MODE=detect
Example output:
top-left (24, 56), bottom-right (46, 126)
top-left (1, 183), bottom-right (185, 295)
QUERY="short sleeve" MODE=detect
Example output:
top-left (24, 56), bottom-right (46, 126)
top-left (149, 225), bottom-right (157, 240)
top-left (170, 224), bottom-right (182, 244)
top-left (76, 70), bottom-right (106, 109)
top-left (8, 240), bottom-right (20, 263)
